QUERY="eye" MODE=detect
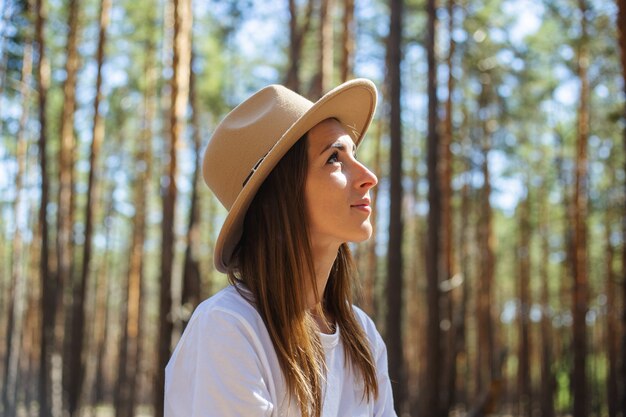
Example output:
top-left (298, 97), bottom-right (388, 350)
top-left (326, 151), bottom-right (340, 164)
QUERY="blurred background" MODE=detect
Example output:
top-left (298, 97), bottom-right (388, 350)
top-left (0, 0), bottom-right (624, 416)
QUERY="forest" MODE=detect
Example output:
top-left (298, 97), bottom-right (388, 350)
top-left (0, 0), bottom-right (625, 416)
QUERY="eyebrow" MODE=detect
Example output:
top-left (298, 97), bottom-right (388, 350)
top-left (319, 140), bottom-right (356, 156)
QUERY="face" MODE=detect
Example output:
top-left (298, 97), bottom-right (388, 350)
top-left (304, 119), bottom-right (378, 250)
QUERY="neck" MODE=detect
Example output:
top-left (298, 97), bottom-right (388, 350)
top-left (307, 241), bottom-right (340, 333)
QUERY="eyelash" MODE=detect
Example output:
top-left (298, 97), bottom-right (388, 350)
top-left (327, 151), bottom-right (358, 165)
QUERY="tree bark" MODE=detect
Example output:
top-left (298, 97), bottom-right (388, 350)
top-left (385, 0), bottom-right (405, 411)
top-left (340, 0), bottom-right (354, 82)
top-left (35, 0), bottom-right (57, 414)
top-left (363, 121), bottom-right (382, 318)
top-left (116, 16), bottom-right (157, 416)
top-left (538, 178), bottom-right (555, 417)
top-left (441, 0), bottom-right (457, 412)
top-left (606, 205), bottom-right (618, 417)
top-left (66, 0), bottom-right (110, 414)
top-left (115, 54), bottom-right (152, 415)
top-left (571, 2), bottom-right (590, 416)
top-left (285, 0), bottom-right (314, 93)
top-left (155, 0), bottom-right (192, 416)
top-left (92, 179), bottom-right (117, 406)
top-left (407, 145), bottom-right (422, 414)
top-left (474, 81), bottom-right (497, 413)
top-left (425, 0), bottom-right (442, 415)
top-left (457, 148), bottom-right (471, 407)
top-left (57, 0), bottom-right (82, 413)
top-left (181, 50), bottom-right (202, 328)
top-left (517, 191), bottom-right (532, 416)
top-left (310, 0), bottom-right (334, 99)
top-left (616, 1), bottom-right (626, 414)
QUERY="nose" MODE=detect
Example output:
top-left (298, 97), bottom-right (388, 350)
top-left (354, 160), bottom-right (378, 190)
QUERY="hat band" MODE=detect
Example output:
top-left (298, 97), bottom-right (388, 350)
top-left (242, 153), bottom-right (268, 188)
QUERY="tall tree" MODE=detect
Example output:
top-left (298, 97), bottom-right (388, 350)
top-left (385, 0), bottom-right (405, 411)
top-left (424, 0), bottom-right (442, 415)
top-left (571, 2), bottom-right (590, 416)
top-left (538, 172), bottom-right (555, 417)
top-left (285, 0), bottom-right (314, 93)
top-left (606, 203), bottom-right (618, 417)
top-left (472, 80), bottom-right (497, 415)
top-left (115, 38), bottom-right (155, 416)
top-left (155, 0), bottom-right (193, 416)
top-left (57, 0), bottom-right (82, 412)
top-left (181, 50), bottom-right (202, 327)
top-left (340, 0), bottom-right (354, 82)
top-left (67, 0), bottom-right (111, 414)
top-left (616, 0), bottom-right (626, 414)
top-left (441, 0), bottom-right (457, 413)
top-left (310, 0), bottom-right (334, 98)
top-left (34, 0), bottom-right (57, 415)
top-left (517, 190), bottom-right (532, 416)
top-left (363, 121), bottom-right (383, 318)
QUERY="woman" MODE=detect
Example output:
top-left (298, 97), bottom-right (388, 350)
top-left (165, 79), bottom-right (396, 417)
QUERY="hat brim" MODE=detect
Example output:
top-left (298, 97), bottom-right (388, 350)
top-left (213, 78), bottom-right (377, 273)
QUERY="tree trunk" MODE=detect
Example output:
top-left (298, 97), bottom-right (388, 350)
top-left (2, 34), bottom-right (33, 417)
top-left (616, 1), bottom-right (626, 414)
top-left (111, 0), bottom-right (148, 413)
top-left (538, 179), bottom-right (555, 417)
top-left (406, 144), bottom-right (422, 414)
top-left (66, 0), bottom-right (109, 414)
top-left (21, 258), bottom-right (41, 417)
top-left (425, 0), bottom-right (442, 415)
top-left (517, 191), bottom-right (532, 416)
top-left (310, 0), bottom-right (333, 98)
top-left (606, 206), bottom-right (618, 417)
top-left (474, 81), bottom-right (497, 414)
top-left (385, 0), bottom-right (405, 412)
top-left (35, 0), bottom-right (57, 414)
top-left (572, 2), bottom-right (590, 416)
top-left (92, 178), bottom-right (117, 406)
top-left (285, 0), bottom-right (314, 93)
top-left (340, 0), bottom-right (354, 82)
top-left (115, 18), bottom-right (157, 416)
top-left (441, 0), bottom-right (457, 412)
top-left (363, 121), bottom-right (382, 318)
top-left (57, 0), bottom-right (82, 413)
top-left (181, 50), bottom-right (202, 328)
top-left (155, 1), bottom-right (192, 416)
top-left (116, 69), bottom-right (151, 416)
top-left (457, 150), bottom-right (471, 407)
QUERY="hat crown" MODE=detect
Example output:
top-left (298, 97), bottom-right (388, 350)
top-left (203, 85), bottom-right (313, 210)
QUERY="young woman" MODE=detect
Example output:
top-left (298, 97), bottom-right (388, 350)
top-left (165, 79), bottom-right (396, 417)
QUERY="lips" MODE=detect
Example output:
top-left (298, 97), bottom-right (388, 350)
top-left (350, 198), bottom-right (371, 210)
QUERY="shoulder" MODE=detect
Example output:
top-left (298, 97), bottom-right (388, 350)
top-left (350, 304), bottom-right (385, 351)
top-left (169, 285), bottom-right (265, 361)
top-left (192, 284), bottom-right (257, 321)
top-left (350, 304), bottom-right (378, 334)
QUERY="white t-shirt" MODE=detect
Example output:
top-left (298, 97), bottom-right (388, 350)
top-left (165, 285), bottom-right (397, 417)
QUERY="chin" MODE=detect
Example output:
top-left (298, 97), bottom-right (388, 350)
top-left (350, 225), bottom-right (373, 243)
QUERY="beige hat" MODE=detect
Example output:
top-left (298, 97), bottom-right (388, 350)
top-left (203, 78), bottom-right (378, 272)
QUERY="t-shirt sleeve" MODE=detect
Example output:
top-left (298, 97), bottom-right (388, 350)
top-left (164, 308), bottom-right (274, 417)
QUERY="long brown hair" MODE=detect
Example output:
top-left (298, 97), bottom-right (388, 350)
top-left (228, 134), bottom-right (378, 417)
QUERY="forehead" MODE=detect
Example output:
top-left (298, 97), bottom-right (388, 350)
top-left (307, 119), bottom-right (353, 149)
